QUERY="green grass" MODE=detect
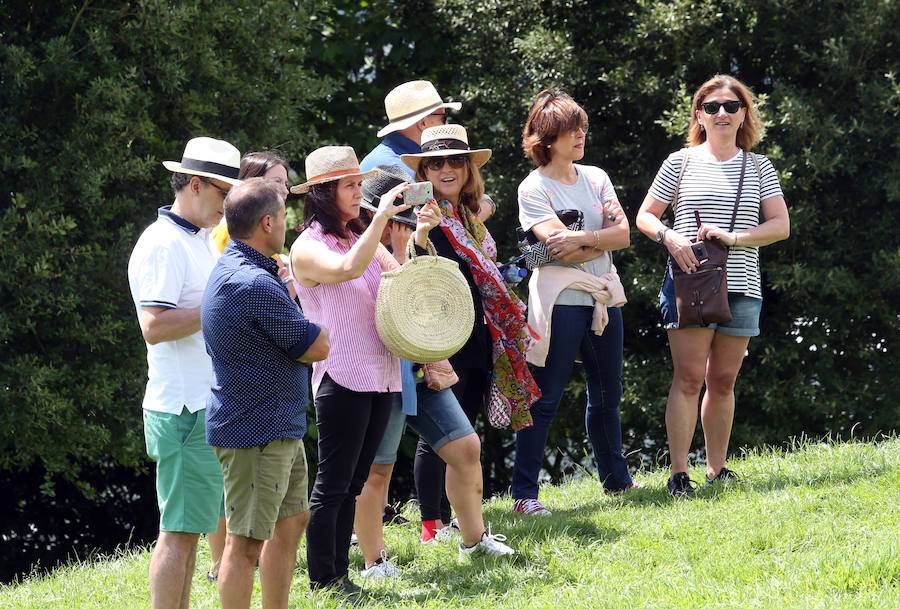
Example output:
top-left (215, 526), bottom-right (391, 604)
top-left (3, 437), bottom-right (899, 608)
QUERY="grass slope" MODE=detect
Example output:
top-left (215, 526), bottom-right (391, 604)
top-left (3, 437), bottom-right (898, 608)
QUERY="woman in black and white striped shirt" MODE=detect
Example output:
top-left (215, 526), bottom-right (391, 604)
top-left (636, 75), bottom-right (790, 496)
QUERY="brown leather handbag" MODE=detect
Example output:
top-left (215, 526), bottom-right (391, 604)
top-left (670, 151), bottom-right (747, 327)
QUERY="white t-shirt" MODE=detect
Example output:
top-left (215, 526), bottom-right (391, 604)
top-left (648, 148), bottom-right (783, 299)
top-left (518, 164), bottom-right (618, 306)
top-left (128, 207), bottom-right (219, 414)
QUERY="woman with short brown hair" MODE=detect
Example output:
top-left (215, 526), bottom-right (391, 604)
top-left (511, 90), bottom-right (636, 517)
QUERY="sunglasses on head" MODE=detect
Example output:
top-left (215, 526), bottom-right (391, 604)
top-left (424, 155), bottom-right (467, 171)
top-left (700, 100), bottom-right (744, 114)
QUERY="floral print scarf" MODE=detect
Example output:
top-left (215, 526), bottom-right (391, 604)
top-left (436, 199), bottom-right (540, 430)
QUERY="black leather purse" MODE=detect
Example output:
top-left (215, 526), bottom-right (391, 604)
top-left (516, 209), bottom-right (584, 270)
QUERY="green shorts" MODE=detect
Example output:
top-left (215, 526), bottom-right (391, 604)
top-left (214, 438), bottom-right (309, 541)
top-left (143, 407), bottom-right (224, 534)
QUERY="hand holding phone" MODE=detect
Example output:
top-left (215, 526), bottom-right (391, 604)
top-left (403, 181), bottom-right (433, 206)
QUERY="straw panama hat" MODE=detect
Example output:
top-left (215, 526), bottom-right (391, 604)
top-left (290, 146), bottom-right (378, 194)
top-left (162, 137), bottom-right (242, 185)
top-left (360, 165), bottom-right (417, 227)
top-left (400, 124), bottom-right (492, 171)
top-left (376, 80), bottom-right (462, 138)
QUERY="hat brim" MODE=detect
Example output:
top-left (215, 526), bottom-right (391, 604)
top-left (400, 149), bottom-right (492, 172)
top-left (376, 102), bottom-right (463, 138)
top-left (359, 201), bottom-right (418, 227)
top-left (290, 168), bottom-right (379, 195)
top-left (162, 161), bottom-right (242, 186)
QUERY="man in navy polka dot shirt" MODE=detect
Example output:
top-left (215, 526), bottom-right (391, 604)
top-left (202, 178), bottom-right (329, 609)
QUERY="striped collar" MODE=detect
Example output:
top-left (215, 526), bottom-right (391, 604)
top-left (159, 206), bottom-right (201, 234)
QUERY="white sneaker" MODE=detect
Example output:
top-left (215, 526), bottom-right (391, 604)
top-left (360, 550), bottom-right (401, 579)
top-left (458, 526), bottom-right (516, 562)
top-left (511, 498), bottom-right (552, 516)
top-left (433, 518), bottom-right (461, 542)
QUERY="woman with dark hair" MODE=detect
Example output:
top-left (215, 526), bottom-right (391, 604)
top-left (399, 124), bottom-right (540, 540)
top-left (288, 146), bottom-right (440, 595)
top-left (511, 90), bottom-right (636, 517)
top-left (211, 151), bottom-right (290, 251)
top-left (635, 75), bottom-right (789, 495)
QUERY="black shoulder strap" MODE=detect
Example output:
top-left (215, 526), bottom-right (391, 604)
top-left (728, 151), bottom-right (748, 232)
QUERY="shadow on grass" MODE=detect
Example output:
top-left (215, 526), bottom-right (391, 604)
top-left (349, 501), bottom-right (626, 605)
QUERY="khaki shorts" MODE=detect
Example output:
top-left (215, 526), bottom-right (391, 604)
top-left (214, 438), bottom-right (308, 540)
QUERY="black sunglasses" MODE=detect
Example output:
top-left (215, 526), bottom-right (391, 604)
top-left (424, 155), bottom-right (467, 171)
top-left (700, 100), bottom-right (744, 114)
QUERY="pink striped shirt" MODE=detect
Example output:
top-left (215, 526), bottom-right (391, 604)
top-left (292, 222), bottom-right (401, 396)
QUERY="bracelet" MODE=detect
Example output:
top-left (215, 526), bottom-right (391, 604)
top-left (593, 230), bottom-right (603, 249)
top-left (733, 233), bottom-right (739, 247)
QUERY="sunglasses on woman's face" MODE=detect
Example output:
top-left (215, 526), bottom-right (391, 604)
top-left (424, 155), bottom-right (467, 171)
top-left (700, 100), bottom-right (744, 114)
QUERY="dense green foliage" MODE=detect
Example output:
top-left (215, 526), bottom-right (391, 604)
top-left (0, 1), bottom-right (335, 491)
top-left (1, 0), bottom-right (898, 560)
top-left (3, 437), bottom-right (899, 608)
top-left (413, 0), bottom-right (900, 473)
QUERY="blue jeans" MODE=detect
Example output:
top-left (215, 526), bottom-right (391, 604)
top-left (512, 305), bottom-right (632, 497)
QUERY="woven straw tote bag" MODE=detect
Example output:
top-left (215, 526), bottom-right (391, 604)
top-left (375, 235), bottom-right (474, 363)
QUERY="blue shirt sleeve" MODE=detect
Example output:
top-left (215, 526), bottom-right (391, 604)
top-left (249, 274), bottom-right (321, 360)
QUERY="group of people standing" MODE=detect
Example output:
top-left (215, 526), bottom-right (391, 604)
top-left (127, 74), bottom-right (789, 609)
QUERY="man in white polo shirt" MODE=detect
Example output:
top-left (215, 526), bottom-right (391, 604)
top-left (128, 137), bottom-right (240, 609)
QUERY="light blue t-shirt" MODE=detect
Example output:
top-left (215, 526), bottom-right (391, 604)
top-left (359, 132), bottom-right (418, 177)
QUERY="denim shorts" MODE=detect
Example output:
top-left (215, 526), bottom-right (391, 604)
top-left (373, 384), bottom-right (475, 464)
top-left (660, 268), bottom-right (762, 337)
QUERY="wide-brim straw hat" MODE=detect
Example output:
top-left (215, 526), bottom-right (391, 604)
top-left (360, 165), bottom-right (417, 227)
top-left (162, 137), bottom-right (242, 185)
top-left (376, 80), bottom-right (462, 138)
top-left (290, 146), bottom-right (378, 194)
top-left (400, 124), bottom-right (492, 171)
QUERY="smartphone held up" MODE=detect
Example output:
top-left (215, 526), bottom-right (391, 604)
top-left (402, 181), bottom-right (433, 206)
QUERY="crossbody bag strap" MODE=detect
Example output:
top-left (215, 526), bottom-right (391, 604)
top-left (727, 151), bottom-right (748, 232)
top-left (750, 151), bottom-right (762, 181)
top-left (671, 149), bottom-right (689, 215)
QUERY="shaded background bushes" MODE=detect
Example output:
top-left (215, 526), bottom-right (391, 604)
top-left (1, 0), bottom-right (897, 581)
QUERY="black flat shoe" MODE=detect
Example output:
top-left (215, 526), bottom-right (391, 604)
top-left (706, 467), bottom-right (741, 484)
top-left (667, 472), bottom-right (697, 496)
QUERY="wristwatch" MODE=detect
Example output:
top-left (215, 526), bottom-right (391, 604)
top-left (656, 228), bottom-right (669, 244)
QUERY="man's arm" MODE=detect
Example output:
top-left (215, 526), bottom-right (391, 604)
top-left (139, 306), bottom-right (201, 345)
top-left (297, 326), bottom-right (329, 363)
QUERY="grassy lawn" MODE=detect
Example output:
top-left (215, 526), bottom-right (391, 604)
top-left (3, 437), bottom-right (898, 608)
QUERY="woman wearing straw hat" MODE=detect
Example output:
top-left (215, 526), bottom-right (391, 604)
top-left (351, 166), bottom-right (516, 579)
top-left (400, 124), bottom-right (541, 542)
top-left (288, 145), bottom-right (440, 595)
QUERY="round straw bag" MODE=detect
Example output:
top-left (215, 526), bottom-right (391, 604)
top-left (375, 235), bottom-right (474, 364)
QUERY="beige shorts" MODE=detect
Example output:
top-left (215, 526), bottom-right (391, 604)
top-left (214, 438), bottom-right (308, 540)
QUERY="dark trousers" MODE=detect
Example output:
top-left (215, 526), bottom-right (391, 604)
top-left (512, 305), bottom-right (632, 497)
top-left (413, 367), bottom-right (490, 522)
top-left (306, 373), bottom-right (394, 587)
